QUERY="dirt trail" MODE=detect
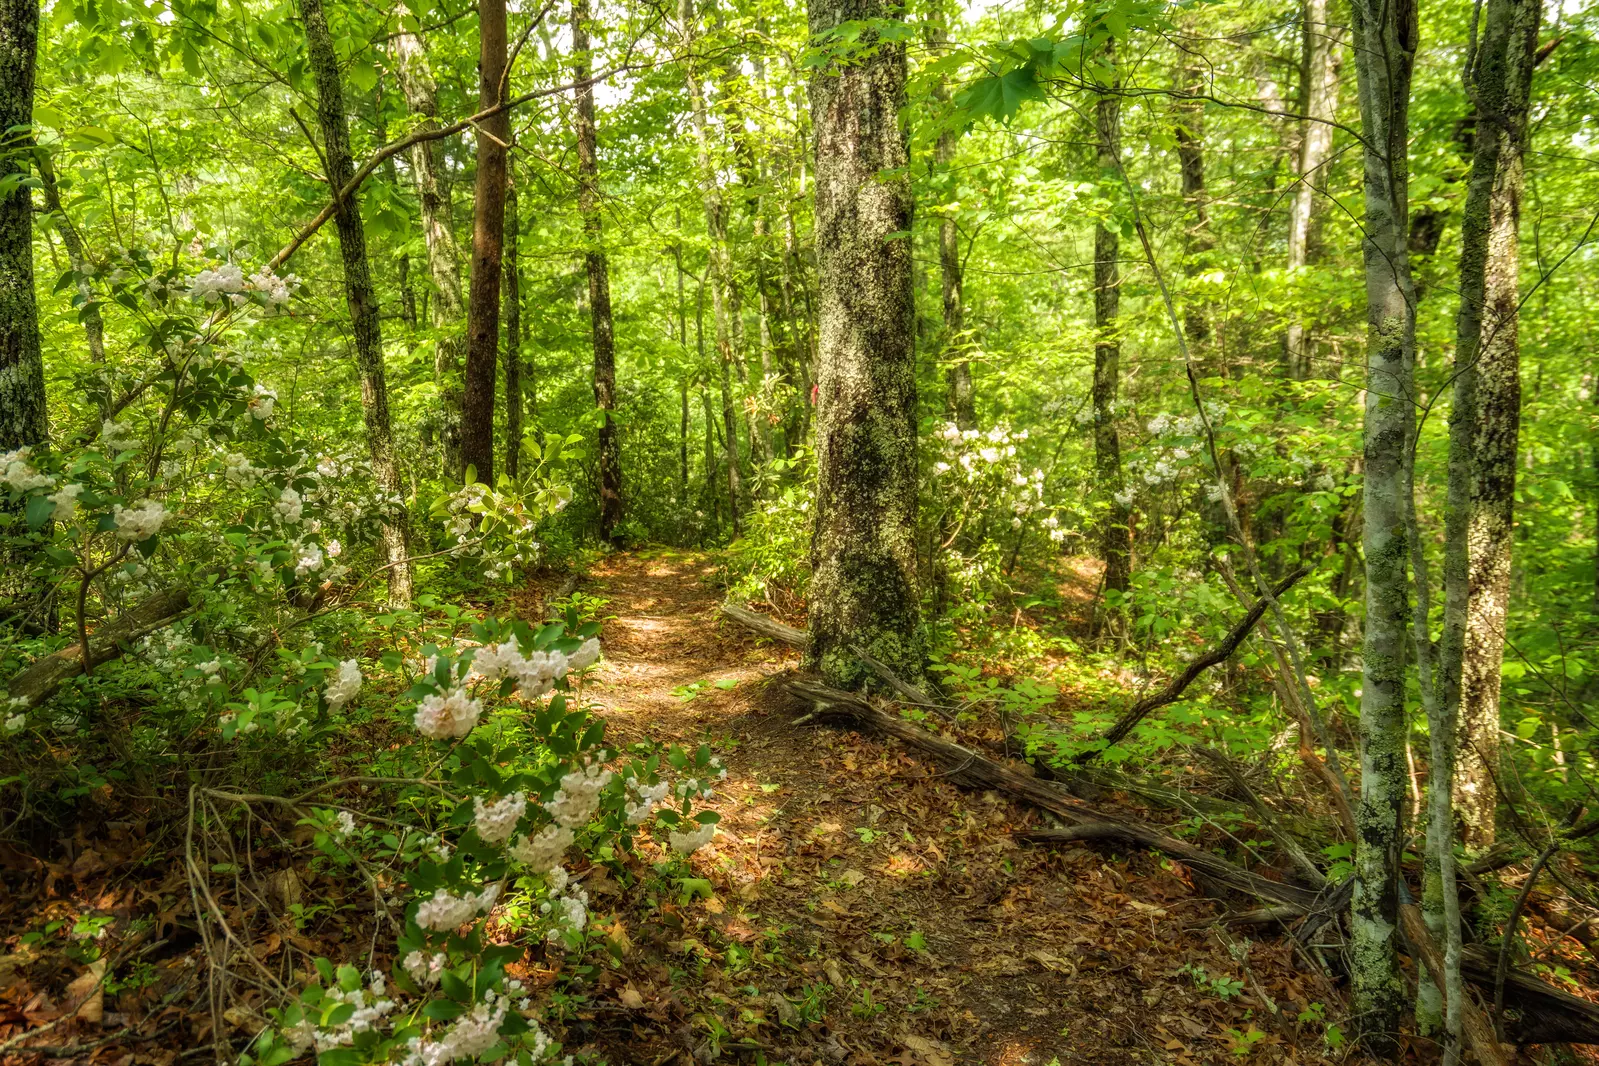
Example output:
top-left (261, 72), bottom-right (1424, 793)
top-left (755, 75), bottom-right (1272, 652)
top-left (570, 550), bottom-right (1341, 1066)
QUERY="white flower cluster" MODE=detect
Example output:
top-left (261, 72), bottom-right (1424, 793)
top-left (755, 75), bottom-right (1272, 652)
top-left (324, 659), bottom-right (362, 710)
top-left (537, 865), bottom-right (590, 942)
top-left (48, 484), bottom-right (82, 521)
top-left (4, 713), bottom-right (24, 735)
top-left (413, 688), bottom-right (483, 739)
top-left (415, 884), bottom-right (500, 932)
top-left (249, 384), bottom-right (277, 421)
top-left (189, 264), bottom-right (245, 303)
top-left (283, 972), bottom-right (396, 1054)
top-left (112, 500), bottom-right (167, 541)
top-left (247, 268), bottom-right (300, 313)
top-left (402, 950), bottom-right (448, 988)
top-left (0, 448), bottom-right (53, 493)
top-left (508, 823), bottom-right (573, 872)
top-left (465, 637), bottom-right (600, 700)
top-left (668, 820), bottom-right (717, 855)
top-left (472, 792), bottom-right (528, 846)
top-left (625, 779), bottom-right (671, 825)
top-left (276, 486), bottom-right (302, 523)
top-left (100, 420), bottom-right (140, 453)
top-left (546, 763), bottom-right (614, 829)
top-left (223, 452), bottom-right (262, 486)
top-left (403, 998), bottom-right (517, 1066)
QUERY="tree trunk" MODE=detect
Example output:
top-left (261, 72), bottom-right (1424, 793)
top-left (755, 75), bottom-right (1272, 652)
top-left (804, 0), bottom-right (923, 690)
top-left (392, 27), bottom-right (467, 479)
top-left (1347, 0), bottom-right (1418, 1047)
top-left (925, 0), bottom-right (971, 430)
top-left (1452, 0), bottom-right (1540, 854)
top-left (503, 175), bottom-right (523, 478)
top-left (301, 0), bottom-right (413, 604)
top-left (459, 0), bottom-right (510, 486)
top-left (1093, 83), bottom-right (1130, 598)
top-left (1174, 55), bottom-right (1216, 376)
top-left (1284, 0), bottom-right (1341, 380)
top-left (36, 157), bottom-right (105, 365)
top-left (574, 0), bottom-right (622, 543)
top-left (681, 0), bottom-right (743, 523)
top-left (0, 0), bottom-right (43, 458)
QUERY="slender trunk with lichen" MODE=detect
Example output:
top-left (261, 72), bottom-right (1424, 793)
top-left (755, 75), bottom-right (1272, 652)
top-left (1093, 83), bottom-right (1130, 598)
top-left (1348, 0), bottom-right (1418, 1048)
top-left (36, 158), bottom-right (104, 366)
top-left (1284, 0), bottom-right (1341, 379)
top-left (804, 0), bottom-right (922, 690)
top-left (392, 26), bottom-right (466, 477)
top-left (503, 176), bottom-right (523, 478)
top-left (1453, 0), bottom-right (1539, 854)
top-left (301, 0), bottom-right (412, 604)
top-left (681, 0), bottom-right (743, 527)
top-left (574, 0), bottom-right (621, 542)
top-left (926, 0), bottom-right (971, 429)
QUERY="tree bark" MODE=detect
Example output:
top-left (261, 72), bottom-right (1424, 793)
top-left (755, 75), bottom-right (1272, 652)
top-left (36, 156), bottom-right (105, 365)
top-left (574, 0), bottom-right (621, 543)
top-left (804, 0), bottom-right (923, 690)
top-left (503, 175), bottom-right (523, 478)
top-left (300, 0), bottom-right (413, 605)
top-left (1173, 54), bottom-right (1216, 376)
top-left (1347, 0), bottom-right (1419, 1047)
top-left (1093, 82), bottom-right (1130, 598)
top-left (925, 0), bottom-right (971, 429)
top-left (681, 0), bottom-right (743, 525)
top-left (0, 0), bottom-right (44, 456)
top-left (1452, 0), bottom-right (1540, 854)
top-left (1283, 0), bottom-right (1341, 380)
top-left (391, 27), bottom-right (467, 478)
top-left (460, 0), bottom-right (511, 486)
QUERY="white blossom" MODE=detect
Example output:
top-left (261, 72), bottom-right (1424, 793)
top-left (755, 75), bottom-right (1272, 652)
top-left (276, 486), bottom-right (303, 524)
top-left (48, 483), bottom-right (82, 521)
top-left (324, 659), bottom-right (362, 710)
top-left (546, 763), bottom-right (612, 829)
top-left (668, 820), bottom-right (716, 855)
top-left (113, 500), bottom-right (167, 541)
top-left (414, 884), bottom-right (500, 932)
top-left (472, 792), bottom-right (527, 846)
top-left (413, 688), bottom-right (482, 740)
top-left (1, 448), bottom-right (54, 492)
top-left (508, 824), bottom-right (573, 872)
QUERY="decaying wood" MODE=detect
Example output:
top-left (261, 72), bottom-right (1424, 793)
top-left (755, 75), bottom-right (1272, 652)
top-left (788, 672), bottom-right (1599, 1046)
top-left (785, 674), bottom-right (1322, 910)
top-left (6, 586), bottom-right (195, 711)
top-left (1397, 902), bottom-right (1511, 1066)
top-left (719, 601), bottom-right (808, 648)
top-left (1083, 566), bottom-right (1311, 759)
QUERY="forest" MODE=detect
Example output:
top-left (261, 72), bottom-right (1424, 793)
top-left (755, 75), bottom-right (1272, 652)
top-left (0, 0), bottom-right (1597, 1059)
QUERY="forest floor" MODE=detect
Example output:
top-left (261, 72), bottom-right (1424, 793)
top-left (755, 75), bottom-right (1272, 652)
top-left (554, 549), bottom-right (1351, 1066)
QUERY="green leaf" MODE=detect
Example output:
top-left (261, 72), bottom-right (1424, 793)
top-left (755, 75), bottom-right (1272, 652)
top-left (955, 67), bottom-right (1044, 124)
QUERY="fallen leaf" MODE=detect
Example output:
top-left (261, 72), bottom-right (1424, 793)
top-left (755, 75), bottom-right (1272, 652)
top-left (618, 986), bottom-right (644, 1009)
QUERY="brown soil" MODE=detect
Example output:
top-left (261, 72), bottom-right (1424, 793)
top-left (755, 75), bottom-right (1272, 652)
top-left (566, 549), bottom-right (1349, 1066)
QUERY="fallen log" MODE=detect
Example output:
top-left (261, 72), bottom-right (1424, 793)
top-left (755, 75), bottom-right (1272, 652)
top-left (6, 586), bottom-right (195, 712)
top-left (788, 673), bottom-right (1599, 1047)
top-left (1397, 902), bottom-right (1511, 1066)
top-left (718, 602), bottom-right (808, 649)
top-left (1082, 566), bottom-right (1311, 760)
top-left (786, 674), bottom-right (1321, 910)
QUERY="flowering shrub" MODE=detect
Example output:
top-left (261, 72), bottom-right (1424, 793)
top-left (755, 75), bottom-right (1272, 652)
top-left (240, 615), bottom-right (725, 1066)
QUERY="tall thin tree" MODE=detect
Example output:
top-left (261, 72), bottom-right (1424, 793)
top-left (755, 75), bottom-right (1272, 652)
top-left (1451, 0), bottom-right (1542, 852)
top-left (574, 0), bottom-right (621, 542)
top-left (1347, 0), bottom-right (1419, 1047)
top-left (1093, 65), bottom-right (1131, 599)
top-left (0, 0), bottom-right (44, 458)
top-left (503, 173), bottom-right (524, 478)
top-left (1283, 0), bottom-right (1340, 379)
top-left (805, 0), bottom-right (923, 688)
top-left (460, 0), bottom-right (512, 485)
top-left (300, 0), bottom-right (413, 603)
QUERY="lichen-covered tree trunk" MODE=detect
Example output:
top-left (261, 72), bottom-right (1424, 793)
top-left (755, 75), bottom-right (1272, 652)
top-left (1284, 0), bottom-right (1340, 380)
top-left (804, 0), bottom-right (922, 689)
top-left (1348, 0), bottom-right (1418, 1046)
top-left (1453, 0), bottom-right (1540, 853)
top-left (1093, 87), bottom-right (1130, 598)
top-left (681, 0), bottom-right (743, 527)
top-left (926, 0), bottom-right (971, 430)
top-left (574, 0), bottom-right (621, 543)
top-left (36, 157), bottom-right (104, 365)
top-left (1173, 55), bottom-right (1217, 376)
top-left (301, 0), bottom-right (413, 604)
top-left (0, 0), bottom-right (43, 460)
top-left (460, 0), bottom-right (510, 486)
top-left (503, 176), bottom-right (523, 478)
top-left (392, 27), bottom-right (467, 478)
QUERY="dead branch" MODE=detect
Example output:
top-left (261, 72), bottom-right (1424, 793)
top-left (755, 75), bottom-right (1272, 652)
top-left (1081, 566), bottom-right (1311, 760)
top-left (785, 674), bottom-right (1321, 910)
top-left (718, 601), bottom-right (808, 648)
top-left (5, 586), bottom-right (194, 711)
top-left (1397, 903), bottom-right (1511, 1066)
